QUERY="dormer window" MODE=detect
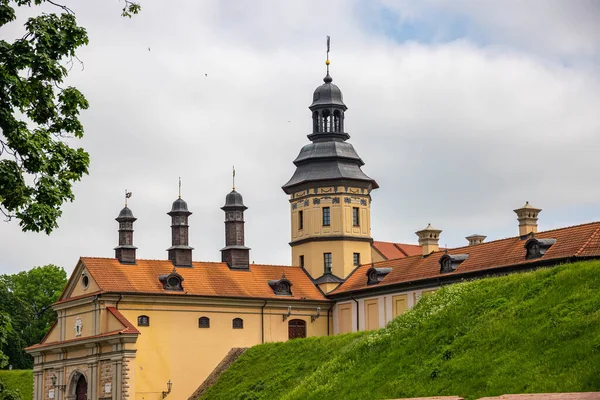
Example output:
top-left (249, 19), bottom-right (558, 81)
top-left (268, 273), bottom-right (293, 296)
top-left (524, 238), bottom-right (556, 260)
top-left (366, 267), bottom-right (392, 285)
top-left (439, 254), bottom-right (469, 273)
top-left (158, 269), bottom-right (184, 291)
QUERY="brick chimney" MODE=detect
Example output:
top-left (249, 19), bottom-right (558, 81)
top-left (115, 205), bottom-right (137, 264)
top-left (514, 201), bottom-right (541, 237)
top-left (415, 223), bottom-right (442, 256)
top-left (466, 234), bottom-right (486, 246)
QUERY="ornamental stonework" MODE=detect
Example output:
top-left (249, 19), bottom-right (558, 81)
top-left (100, 360), bottom-right (113, 398)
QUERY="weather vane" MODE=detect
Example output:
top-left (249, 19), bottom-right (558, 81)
top-left (326, 35), bottom-right (331, 74)
top-left (232, 166), bottom-right (236, 190)
top-left (125, 189), bottom-right (132, 206)
top-left (178, 177), bottom-right (182, 199)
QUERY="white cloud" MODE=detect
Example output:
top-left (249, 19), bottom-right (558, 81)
top-left (1, 0), bottom-right (599, 275)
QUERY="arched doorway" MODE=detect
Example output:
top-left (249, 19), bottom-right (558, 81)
top-left (75, 375), bottom-right (87, 400)
top-left (288, 319), bottom-right (306, 339)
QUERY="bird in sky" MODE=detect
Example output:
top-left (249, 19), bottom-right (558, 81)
top-left (148, 47), bottom-right (150, 52)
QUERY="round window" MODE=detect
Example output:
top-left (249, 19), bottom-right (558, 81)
top-left (82, 275), bottom-right (89, 289)
top-left (167, 276), bottom-right (180, 287)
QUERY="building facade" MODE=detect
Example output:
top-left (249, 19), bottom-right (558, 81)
top-left (26, 59), bottom-right (600, 400)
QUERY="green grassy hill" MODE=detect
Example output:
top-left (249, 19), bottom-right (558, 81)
top-left (200, 260), bottom-right (600, 400)
top-left (0, 370), bottom-right (33, 400)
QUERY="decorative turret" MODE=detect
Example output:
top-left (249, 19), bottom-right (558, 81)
top-left (514, 201), bottom-right (541, 237)
top-left (282, 37), bottom-right (378, 283)
top-left (221, 169), bottom-right (250, 270)
top-left (415, 223), bottom-right (442, 256)
top-left (114, 191), bottom-right (137, 264)
top-left (167, 180), bottom-right (193, 267)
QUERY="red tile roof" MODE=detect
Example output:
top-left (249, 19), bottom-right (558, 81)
top-left (66, 258), bottom-right (327, 302)
top-left (107, 307), bottom-right (140, 334)
top-left (372, 241), bottom-right (422, 260)
top-left (333, 222), bottom-right (600, 296)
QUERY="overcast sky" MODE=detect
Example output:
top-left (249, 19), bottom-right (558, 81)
top-left (1, 0), bottom-right (599, 276)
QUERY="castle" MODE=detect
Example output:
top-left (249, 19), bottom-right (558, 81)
top-left (26, 57), bottom-right (600, 400)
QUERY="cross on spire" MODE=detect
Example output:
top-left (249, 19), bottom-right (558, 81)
top-left (232, 166), bottom-right (236, 190)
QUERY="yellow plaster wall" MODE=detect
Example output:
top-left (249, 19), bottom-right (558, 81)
top-left (64, 304), bottom-right (95, 340)
top-left (290, 190), bottom-right (371, 243)
top-left (107, 310), bottom-right (127, 332)
top-left (371, 247), bottom-right (387, 263)
top-left (292, 240), bottom-right (372, 280)
top-left (119, 301), bottom-right (329, 400)
top-left (338, 303), bottom-right (352, 334)
top-left (42, 324), bottom-right (59, 344)
top-left (68, 269), bottom-right (100, 298)
top-left (318, 282), bottom-right (340, 294)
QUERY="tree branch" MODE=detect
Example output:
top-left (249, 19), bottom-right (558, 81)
top-left (46, 0), bottom-right (75, 15)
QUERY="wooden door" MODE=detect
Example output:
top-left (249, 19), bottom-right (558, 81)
top-left (75, 375), bottom-right (87, 400)
top-left (288, 319), bottom-right (306, 339)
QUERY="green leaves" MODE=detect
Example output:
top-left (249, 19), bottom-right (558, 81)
top-left (0, 264), bottom-right (67, 369)
top-left (121, 1), bottom-right (141, 18)
top-left (0, 312), bottom-right (12, 369)
top-left (0, 0), bottom-right (136, 234)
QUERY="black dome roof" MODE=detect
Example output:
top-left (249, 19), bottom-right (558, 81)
top-left (116, 206), bottom-right (136, 221)
top-left (310, 74), bottom-right (346, 109)
top-left (222, 189), bottom-right (247, 210)
top-left (169, 197), bottom-right (191, 215)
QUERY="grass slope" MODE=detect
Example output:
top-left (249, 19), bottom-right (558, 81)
top-left (0, 370), bottom-right (33, 399)
top-left (200, 260), bottom-right (600, 400)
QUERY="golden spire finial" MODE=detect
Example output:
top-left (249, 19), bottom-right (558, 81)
top-left (178, 177), bottom-right (181, 199)
top-left (232, 166), bottom-right (236, 190)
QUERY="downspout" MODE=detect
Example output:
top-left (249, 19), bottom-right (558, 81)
top-left (116, 293), bottom-right (123, 310)
top-left (351, 296), bottom-right (359, 332)
top-left (261, 299), bottom-right (268, 343)
top-left (327, 303), bottom-right (335, 336)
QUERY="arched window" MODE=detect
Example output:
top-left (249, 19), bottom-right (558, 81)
top-left (232, 318), bottom-right (244, 329)
top-left (312, 111), bottom-right (319, 133)
top-left (333, 110), bottom-right (341, 132)
top-left (199, 317), bottom-right (210, 328)
top-left (322, 110), bottom-right (330, 132)
top-left (137, 315), bottom-right (150, 327)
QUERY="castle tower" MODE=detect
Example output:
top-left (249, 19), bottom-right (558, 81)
top-left (221, 176), bottom-right (251, 269)
top-left (167, 193), bottom-right (194, 267)
top-left (282, 41), bottom-right (378, 291)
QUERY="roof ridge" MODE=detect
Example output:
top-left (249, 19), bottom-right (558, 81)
top-left (575, 226), bottom-right (600, 256)
top-left (393, 243), bottom-right (409, 257)
top-left (364, 220), bottom-right (600, 270)
top-left (373, 240), bottom-right (419, 246)
top-left (79, 257), bottom-right (294, 267)
top-left (441, 220), bottom-right (600, 253)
